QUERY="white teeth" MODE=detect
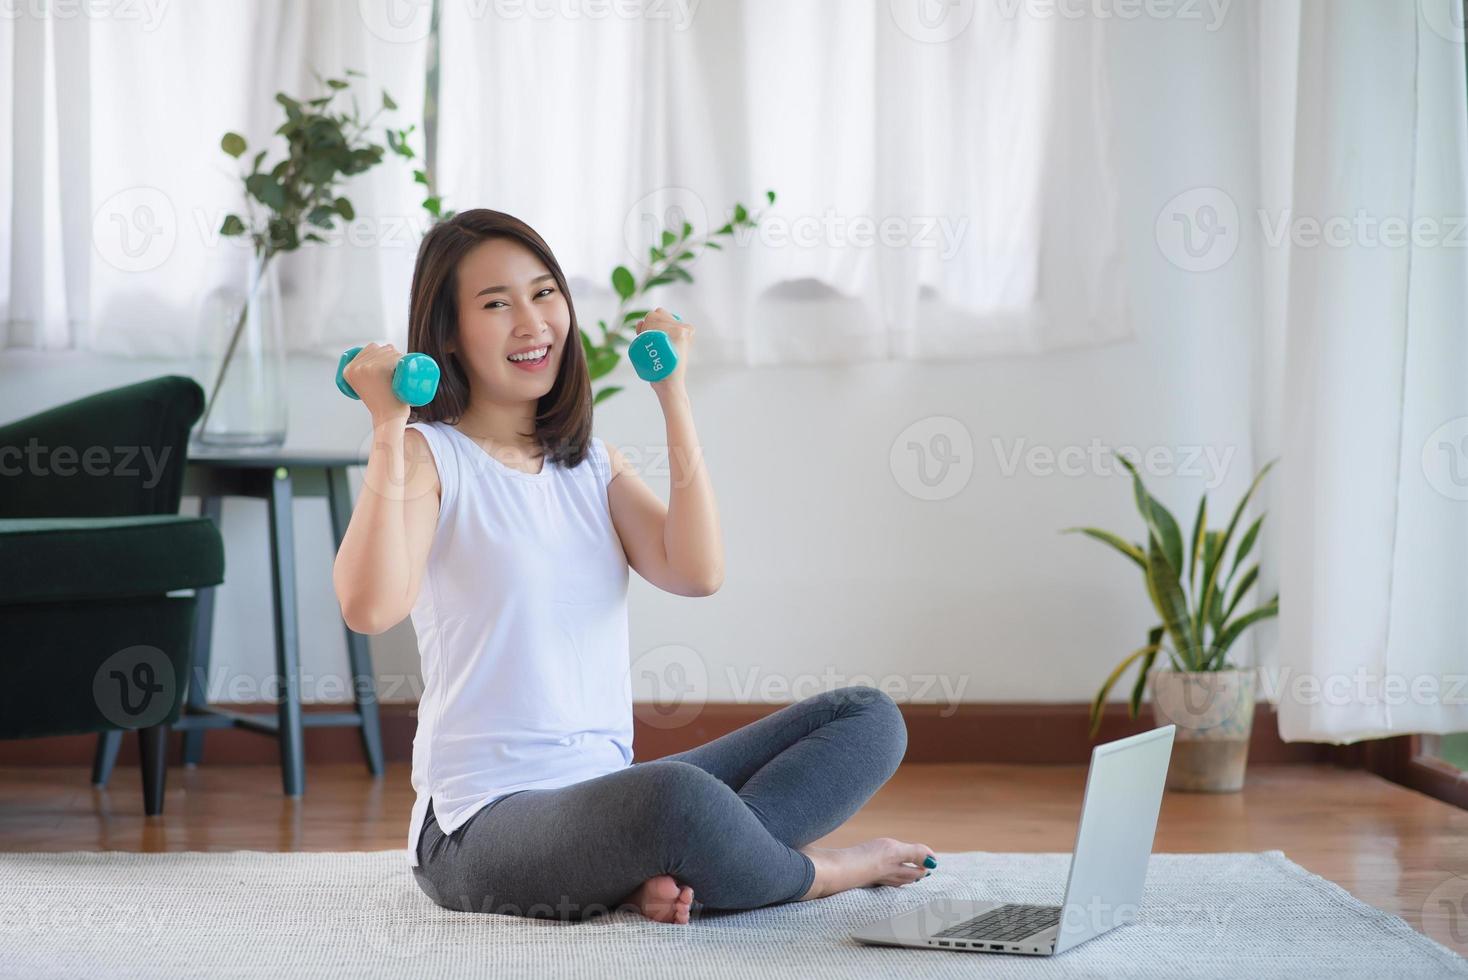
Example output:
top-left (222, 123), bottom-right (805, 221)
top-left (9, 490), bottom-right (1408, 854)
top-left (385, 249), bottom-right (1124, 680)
top-left (508, 347), bottom-right (549, 362)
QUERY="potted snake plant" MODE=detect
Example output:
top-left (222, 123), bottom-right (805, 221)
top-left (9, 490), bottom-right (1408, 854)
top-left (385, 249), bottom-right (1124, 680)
top-left (1064, 455), bottom-right (1278, 792)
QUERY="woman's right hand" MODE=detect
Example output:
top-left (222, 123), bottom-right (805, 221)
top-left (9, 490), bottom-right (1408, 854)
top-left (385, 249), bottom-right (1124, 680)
top-left (343, 343), bottom-right (410, 424)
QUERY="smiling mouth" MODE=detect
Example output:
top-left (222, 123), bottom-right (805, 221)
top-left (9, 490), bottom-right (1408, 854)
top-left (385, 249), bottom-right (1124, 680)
top-left (507, 345), bottom-right (551, 365)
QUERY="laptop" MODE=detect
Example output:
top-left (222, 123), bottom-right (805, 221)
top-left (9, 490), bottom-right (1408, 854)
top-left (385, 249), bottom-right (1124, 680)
top-left (851, 724), bottom-right (1175, 957)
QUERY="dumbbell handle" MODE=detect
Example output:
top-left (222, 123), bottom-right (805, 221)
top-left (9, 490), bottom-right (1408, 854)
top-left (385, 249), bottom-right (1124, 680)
top-left (336, 347), bottom-right (441, 407)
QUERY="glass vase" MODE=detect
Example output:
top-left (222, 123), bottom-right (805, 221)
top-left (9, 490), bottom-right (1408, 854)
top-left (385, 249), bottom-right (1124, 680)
top-left (194, 253), bottom-right (287, 449)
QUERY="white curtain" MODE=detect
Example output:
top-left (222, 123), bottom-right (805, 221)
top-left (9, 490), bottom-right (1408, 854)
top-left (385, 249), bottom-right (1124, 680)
top-left (3, 0), bottom-right (1125, 365)
top-left (437, 0), bottom-right (1126, 364)
top-left (1, 2), bottom-right (427, 356)
top-left (1269, 0), bottom-right (1468, 742)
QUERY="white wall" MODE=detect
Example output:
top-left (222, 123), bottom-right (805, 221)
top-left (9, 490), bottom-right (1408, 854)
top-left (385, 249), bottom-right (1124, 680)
top-left (0, 7), bottom-right (1271, 706)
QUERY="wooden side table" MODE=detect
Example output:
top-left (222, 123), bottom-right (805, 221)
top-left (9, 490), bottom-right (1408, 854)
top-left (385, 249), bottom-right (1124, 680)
top-left (91, 448), bottom-right (381, 797)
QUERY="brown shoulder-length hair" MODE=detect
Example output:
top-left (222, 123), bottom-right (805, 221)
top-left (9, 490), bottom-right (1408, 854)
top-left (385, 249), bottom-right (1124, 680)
top-left (407, 209), bottom-right (593, 469)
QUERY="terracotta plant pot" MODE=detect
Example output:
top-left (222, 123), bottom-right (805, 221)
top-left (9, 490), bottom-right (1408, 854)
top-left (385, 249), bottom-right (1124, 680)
top-left (1149, 667), bottom-right (1256, 792)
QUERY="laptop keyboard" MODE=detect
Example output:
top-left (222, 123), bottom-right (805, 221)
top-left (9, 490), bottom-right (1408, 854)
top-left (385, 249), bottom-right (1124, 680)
top-left (933, 903), bottom-right (1061, 943)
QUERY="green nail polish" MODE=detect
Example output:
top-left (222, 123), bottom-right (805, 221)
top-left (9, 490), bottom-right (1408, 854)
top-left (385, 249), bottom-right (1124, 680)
top-left (923, 855), bottom-right (937, 869)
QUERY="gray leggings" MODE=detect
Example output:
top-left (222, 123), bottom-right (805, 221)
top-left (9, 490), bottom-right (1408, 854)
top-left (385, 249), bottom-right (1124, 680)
top-left (412, 685), bottom-right (908, 920)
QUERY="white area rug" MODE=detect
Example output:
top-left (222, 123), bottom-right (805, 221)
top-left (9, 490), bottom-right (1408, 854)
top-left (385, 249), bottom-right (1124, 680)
top-left (1, 849), bottom-right (1463, 979)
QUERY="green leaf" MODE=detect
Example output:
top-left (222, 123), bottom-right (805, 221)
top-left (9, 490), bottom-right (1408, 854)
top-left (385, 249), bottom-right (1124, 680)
top-left (388, 129), bottom-right (415, 159)
top-left (622, 309), bottom-right (651, 324)
top-left (220, 132), bottom-right (247, 158)
top-left (245, 173), bottom-right (286, 211)
top-left (1197, 530), bottom-right (1224, 637)
top-left (306, 205), bottom-right (336, 228)
top-left (733, 203), bottom-right (748, 223)
top-left (1128, 625), bottom-right (1167, 719)
top-left (705, 240), bottom-right (722, 250)
top-left (250, 149), bottom-right (267, 174)
top-left (1195, 461), bottom-right (1275, 652)
top-left (219, 214), bottom-right (246, 236)
top-left (334, 197), bottom-right (355, 220)
top-left (611, 265), bottom-right (636, 301)
top-left (667, 266), bottom-right (694, 284)
top-left (423, 196), bottom-right (442, 216)
top-left (265, 216), bottom-right (298, 252)
top-left (1234, 514), bottom-right (1264, 565)
top-left (1222, 564), bottom-right (1260, 625)
top-left (1218, 460), bottom-right (1275, 565)
top-left (766, 189), bottom-right (776, 204)
top-left (1061, 527), bottom-right (1145, 571)
top-left (681, 220), bottom-right (693, 238)
top-left (345, 68), bottom-right (364, 77)
top-left (1149, 499), bottom-right (1183, 579)
top-left (715, 222), bottom-right (733, 235)
top-left (1227, 515), bottom-right (1264, 589)
top-left (1189, 494), bottom-right (1207, 592)
top-left (1145, 532), bottom-right (1197, 669)
top-left (382, 90), bottom-right (397, 110)
top-left (1208, 596), bottom-right (1279, 669)
top-left (327, 78), bottom-right (349, 90)
top-left (302, 156), bottom-right (336, 184)
top-left (1090, 639), bottom-right (1162, 738)
top-left (580, 327), bottom-right (597, 359)
top-left (587, 349), bottom-right (620, 380)
top-left (661, 229), bottom-right (676, 248)
top-left (593, 385), bottom-right (624, 405)
top-left (1115, 453), bottom-right (1158, 534)
top-left (649, 246), bottom-right (665, 263)
top-left (1115, 454), bottom-right (1183, 577)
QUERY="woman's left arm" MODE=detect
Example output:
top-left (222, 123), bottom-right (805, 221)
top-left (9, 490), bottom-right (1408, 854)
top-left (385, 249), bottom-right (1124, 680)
top-left (604, 308), bottom-right (725, 597)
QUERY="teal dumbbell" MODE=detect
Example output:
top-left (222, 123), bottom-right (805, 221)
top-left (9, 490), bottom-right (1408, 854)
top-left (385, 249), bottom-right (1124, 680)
top-left (627, 313), bottom-right (680, 383)
top-left (336, 347), bottom-right (441, 407)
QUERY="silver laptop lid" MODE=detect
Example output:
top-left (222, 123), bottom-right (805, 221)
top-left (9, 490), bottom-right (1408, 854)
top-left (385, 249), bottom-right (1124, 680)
top-left (1054, 725), bottom-right (1175, 954)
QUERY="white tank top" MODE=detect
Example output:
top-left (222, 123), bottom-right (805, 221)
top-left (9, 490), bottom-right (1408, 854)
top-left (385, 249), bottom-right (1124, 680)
top-left (403, 420), bottom-right (633, 867)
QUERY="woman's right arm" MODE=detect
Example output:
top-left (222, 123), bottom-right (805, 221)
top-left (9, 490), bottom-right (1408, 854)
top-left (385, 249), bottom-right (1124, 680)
top-left (332, 343), bottom-right (442, 635)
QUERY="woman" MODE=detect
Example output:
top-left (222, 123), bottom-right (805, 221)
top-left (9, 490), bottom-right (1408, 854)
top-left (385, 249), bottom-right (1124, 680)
top-left (334, 209), bottom-right (937, 923)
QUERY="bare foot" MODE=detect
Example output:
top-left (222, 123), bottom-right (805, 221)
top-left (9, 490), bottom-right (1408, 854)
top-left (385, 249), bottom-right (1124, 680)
top-left (619, 874), bottom-right (696, 924)
top-left (796, 838), bottom-right (936, 901)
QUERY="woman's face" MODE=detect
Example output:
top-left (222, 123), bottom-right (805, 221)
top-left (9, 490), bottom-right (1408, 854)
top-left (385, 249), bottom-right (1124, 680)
top-left (448, 237), bottom-right (571, 403)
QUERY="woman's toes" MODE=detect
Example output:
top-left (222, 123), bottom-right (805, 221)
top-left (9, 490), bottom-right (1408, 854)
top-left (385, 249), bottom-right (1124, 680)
top-left (888, 843), bottom-right (936, 884)
top-left (907, 843), bottom-right (937, 869)
top-left (626, 874), bottom-right (686, 923)
top-left (897, 863), bottom-right (928, 885)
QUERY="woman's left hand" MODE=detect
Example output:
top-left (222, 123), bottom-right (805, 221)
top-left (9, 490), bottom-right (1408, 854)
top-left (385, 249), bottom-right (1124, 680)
top-left (635, 307), bottom-right (692, 396)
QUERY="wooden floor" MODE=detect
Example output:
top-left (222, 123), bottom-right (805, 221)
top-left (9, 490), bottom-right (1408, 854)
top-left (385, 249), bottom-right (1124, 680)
top-left (4, 761), bottom-right (1467, 956)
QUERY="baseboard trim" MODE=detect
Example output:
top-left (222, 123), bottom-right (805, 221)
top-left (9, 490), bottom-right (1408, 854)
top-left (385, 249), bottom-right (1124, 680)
top-left (2, 700), bottom-right (1340, 768)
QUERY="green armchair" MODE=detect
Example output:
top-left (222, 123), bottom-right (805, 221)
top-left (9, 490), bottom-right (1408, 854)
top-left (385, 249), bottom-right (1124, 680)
top-left (0, 375), bottom-right (224, 814)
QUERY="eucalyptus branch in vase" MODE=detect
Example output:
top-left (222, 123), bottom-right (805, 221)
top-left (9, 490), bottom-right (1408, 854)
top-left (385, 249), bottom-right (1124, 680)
top-left (199, 68), bottom-right (404, 434)
top-left (588, 190), bottom-right (775, 403)
top-left (384, 123), bottom-right (455, 223)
